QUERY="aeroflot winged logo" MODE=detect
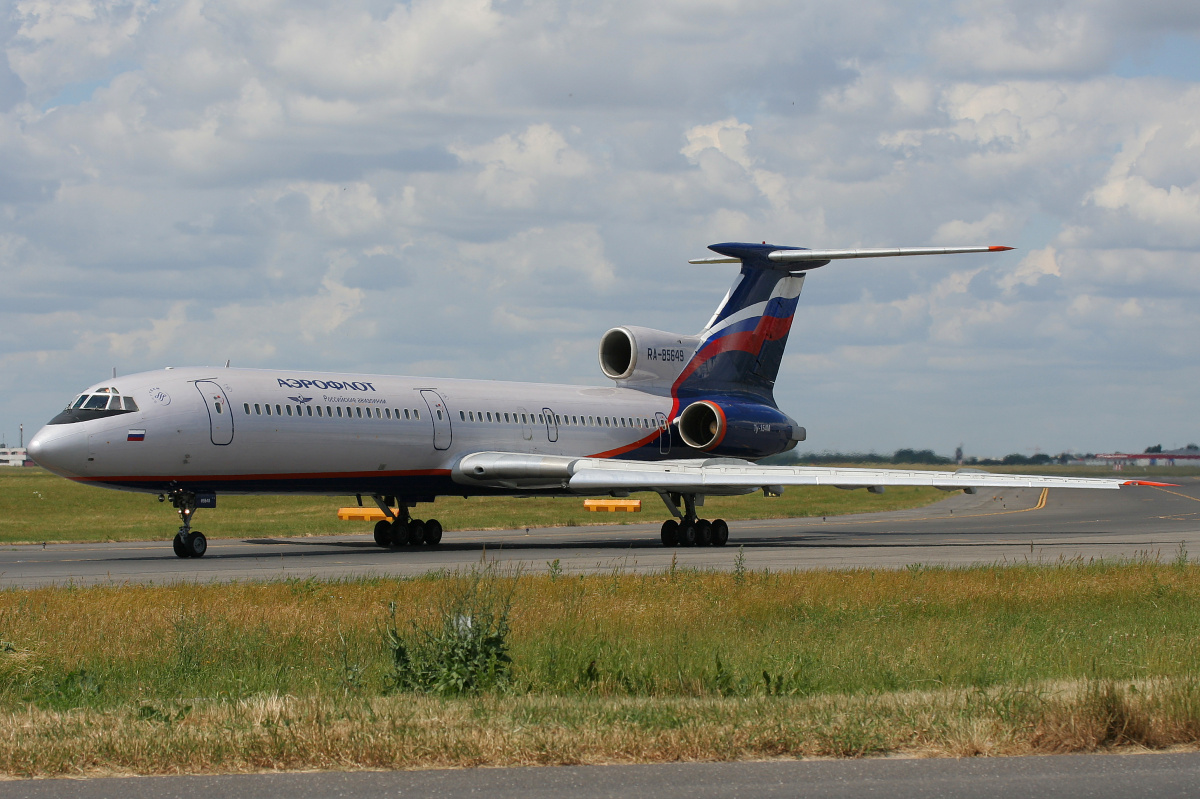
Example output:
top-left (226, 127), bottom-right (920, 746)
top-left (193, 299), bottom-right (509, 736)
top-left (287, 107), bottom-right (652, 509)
top-left (287, 396), bottom-right (313, 404)
top-left (277, 378), bottom-right (377, 392)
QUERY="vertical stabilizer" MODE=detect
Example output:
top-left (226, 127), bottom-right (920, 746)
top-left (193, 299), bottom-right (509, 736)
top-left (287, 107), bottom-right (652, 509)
top-left (674, 243), bottom-right (817, 401)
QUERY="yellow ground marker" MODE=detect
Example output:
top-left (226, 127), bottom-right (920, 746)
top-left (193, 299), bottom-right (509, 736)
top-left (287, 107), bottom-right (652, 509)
top-left (583, 499), bottom-right (642, 513)
top-left (337, 507), bottom-right (396, 521)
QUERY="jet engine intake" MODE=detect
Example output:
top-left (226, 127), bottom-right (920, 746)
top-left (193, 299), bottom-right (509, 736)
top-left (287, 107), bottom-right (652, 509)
top-left (674, 400), bottom-right (796, 460)
top-left (677, 401), bottom-right (725, 450)
top-left (598, 327), bottom-right (701, 386)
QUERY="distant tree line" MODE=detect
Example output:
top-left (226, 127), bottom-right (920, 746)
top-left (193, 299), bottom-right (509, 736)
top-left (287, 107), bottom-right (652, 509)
top-left (765, 450), bottom-right (1098, 466)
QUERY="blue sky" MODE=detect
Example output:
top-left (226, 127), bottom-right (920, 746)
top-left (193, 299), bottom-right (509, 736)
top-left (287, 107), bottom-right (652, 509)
top-left (2, 0), bottom-right (1199, 457)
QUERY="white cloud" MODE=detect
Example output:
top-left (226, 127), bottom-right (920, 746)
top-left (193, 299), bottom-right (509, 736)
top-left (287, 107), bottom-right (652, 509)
top-left (3, 0), bottom-right (1200, 456)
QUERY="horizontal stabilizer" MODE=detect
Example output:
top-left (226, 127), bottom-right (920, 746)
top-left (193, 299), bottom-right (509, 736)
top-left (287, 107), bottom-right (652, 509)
top-left (690, 244), bottom-right (1014, 266)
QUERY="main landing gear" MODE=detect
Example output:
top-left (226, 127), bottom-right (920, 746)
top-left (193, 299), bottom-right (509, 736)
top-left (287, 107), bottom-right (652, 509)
top-left (657, 492), bottom-right (729, 547)
top-left (162, 491), bottom-right (208, 559)
top-left (370, 496), bottom-right (444, 548)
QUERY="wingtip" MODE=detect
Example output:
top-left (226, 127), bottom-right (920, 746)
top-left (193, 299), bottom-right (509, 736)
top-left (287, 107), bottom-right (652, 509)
top-left (1122, 480), bottom-right (1180, 487)
top-left (989, 245), bottom-right (1016, 251)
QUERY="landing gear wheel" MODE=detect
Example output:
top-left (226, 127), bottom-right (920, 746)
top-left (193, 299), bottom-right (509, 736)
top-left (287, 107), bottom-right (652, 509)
top-left (172, 533), bottom-right (189, 559)
top-left (185, 531), bottom-right (207, 558)
top-left (389, 519), bottom-right (408, 546)
top-left (407, 519), bottom-right (426, 546)
top-left (373, 520), bottom-right (393, 548)
top-left (696, 519), bottom-right (713, 546)
top-left (711, 519), bottom-right (729, 547)
top-left (424, 519), bottom-right (443, 545)
top-left (660, 519), bottom-right (679, 546)
top-left (678, 522), bottom-right (697, 547)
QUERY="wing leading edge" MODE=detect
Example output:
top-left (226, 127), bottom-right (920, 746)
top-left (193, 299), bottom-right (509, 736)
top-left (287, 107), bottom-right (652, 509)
top-left (452, 452), bottom-right (1170, 495)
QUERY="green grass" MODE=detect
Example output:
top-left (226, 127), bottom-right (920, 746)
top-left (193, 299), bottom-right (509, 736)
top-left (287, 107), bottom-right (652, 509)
top-left (0, 563), bottom-right (1198, 774)
top-left (1, 563), bottom-right (1198, 709)
top-left (0, 467), bottom-right (947, 544)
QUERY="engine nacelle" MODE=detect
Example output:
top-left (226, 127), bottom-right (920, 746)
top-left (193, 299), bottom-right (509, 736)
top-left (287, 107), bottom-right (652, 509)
top-left (676, 400), bottom-right (804, 459)
top-left (599, 326), bottom-right (701, 387)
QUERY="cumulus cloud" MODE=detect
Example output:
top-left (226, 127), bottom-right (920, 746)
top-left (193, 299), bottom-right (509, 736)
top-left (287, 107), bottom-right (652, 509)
top-left (2, 0), bottom-right (1199, 455)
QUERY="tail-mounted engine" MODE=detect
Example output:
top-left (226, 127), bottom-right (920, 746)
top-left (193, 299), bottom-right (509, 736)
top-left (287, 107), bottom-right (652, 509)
top-left (599, 326), bottom-right (701, 387)
top-left (676, 399), bottom-right (805, 459)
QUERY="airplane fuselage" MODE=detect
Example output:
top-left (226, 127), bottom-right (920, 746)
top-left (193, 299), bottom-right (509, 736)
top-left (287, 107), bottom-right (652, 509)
top-left (29, 365), bottom-right (793, 499)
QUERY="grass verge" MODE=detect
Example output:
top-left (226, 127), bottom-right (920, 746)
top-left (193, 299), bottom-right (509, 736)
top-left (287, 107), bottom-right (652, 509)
top-left (0, 562), bottom-right (1198, 774)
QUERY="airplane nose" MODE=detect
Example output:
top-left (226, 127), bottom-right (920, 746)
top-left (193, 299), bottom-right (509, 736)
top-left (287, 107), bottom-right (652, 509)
top-left (27, 426), bottom-right (88, 477)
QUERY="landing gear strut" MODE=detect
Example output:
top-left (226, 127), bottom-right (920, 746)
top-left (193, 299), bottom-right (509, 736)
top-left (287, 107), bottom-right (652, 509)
top-left (163, 491), bottom-right (208, 559)
top-left (371, 496), bottom-right (444, 549)
top-left (658, 492), bottom-right (729, 548)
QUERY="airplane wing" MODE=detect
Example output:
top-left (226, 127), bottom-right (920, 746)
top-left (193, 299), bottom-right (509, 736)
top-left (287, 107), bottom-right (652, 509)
top-left (451, 452), bottom-right (1171, 495)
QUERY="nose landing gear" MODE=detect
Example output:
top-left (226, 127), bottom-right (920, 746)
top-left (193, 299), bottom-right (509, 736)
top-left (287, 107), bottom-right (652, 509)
top-left (657, 492), bottom-right (729, 548)
top-left (162, 491), bottom-right (208, 559)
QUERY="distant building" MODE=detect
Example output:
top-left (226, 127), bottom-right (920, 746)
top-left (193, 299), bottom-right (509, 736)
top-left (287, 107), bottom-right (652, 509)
top-left (0, 447), bottom-right (31, 467)
top-left (1096, 445), bottom-right (1200, 468)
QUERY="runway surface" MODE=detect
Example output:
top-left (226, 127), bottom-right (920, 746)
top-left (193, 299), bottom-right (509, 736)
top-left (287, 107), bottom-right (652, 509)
top-left (2, 478), bottom-right (1198, 588)
top-left (8, 752), bottom-right (1200, 798)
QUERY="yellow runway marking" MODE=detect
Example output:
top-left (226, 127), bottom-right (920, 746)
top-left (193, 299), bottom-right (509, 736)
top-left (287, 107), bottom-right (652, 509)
top-left (1153, 486), bottom-right (1200, 503)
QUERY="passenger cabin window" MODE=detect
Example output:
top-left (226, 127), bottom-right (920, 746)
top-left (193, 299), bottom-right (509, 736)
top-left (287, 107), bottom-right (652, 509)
top-left (414, 409), bottom-right (420, 420)
top-left (306, 406), bottom-right (312, 416)
top-left (244, 403), bottom-right (251, 415)
top-left (285, 405), bottom-right (291, 416)
top-left (215, 402), bottom-right (223, 414)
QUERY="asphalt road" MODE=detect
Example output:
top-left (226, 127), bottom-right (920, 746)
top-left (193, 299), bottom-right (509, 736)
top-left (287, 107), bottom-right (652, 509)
top-left (2, 478), bottom-right (1198, 587)
top-left (6, 752), bottom-right (1200, 798)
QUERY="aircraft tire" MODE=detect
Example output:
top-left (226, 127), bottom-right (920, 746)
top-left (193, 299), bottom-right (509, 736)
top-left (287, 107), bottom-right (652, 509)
top-left (388, 519), bottom-right (408, 546)
top-left (172, 534), bottom-right (190, 559)
top-left (660, 519), bottom-right (679, 546)
top-left (186, 531), bottom-right (207, 558)
top-left (424, 519), bottom-right (443, 545)
top-left (696, 519), bottom-right (713, 546)
top-left (373, 520), bottom-right (393, 548)
top-left (407, 519), bottom-right (426, 546)
top-left (678, 522), bottom-right (697, 547)
top-left (711, 519), bottom-right (729, 547)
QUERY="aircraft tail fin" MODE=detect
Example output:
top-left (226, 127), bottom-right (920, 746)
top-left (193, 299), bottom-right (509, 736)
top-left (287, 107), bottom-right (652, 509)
top-left (674, 242), bottom-right (1014, 401)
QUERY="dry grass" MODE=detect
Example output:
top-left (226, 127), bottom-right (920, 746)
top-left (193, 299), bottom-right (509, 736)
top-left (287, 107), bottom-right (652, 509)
top-left (0, 680), bottom-right (1197, 777)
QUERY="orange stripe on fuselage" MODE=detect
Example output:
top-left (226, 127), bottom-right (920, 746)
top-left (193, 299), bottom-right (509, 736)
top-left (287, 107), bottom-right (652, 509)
top-left (73, 468), bottom-right (452, 484)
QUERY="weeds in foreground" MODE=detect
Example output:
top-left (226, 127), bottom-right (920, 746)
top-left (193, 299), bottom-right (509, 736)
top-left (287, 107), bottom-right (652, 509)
top-left (385, 569), bottom-right (515, 695)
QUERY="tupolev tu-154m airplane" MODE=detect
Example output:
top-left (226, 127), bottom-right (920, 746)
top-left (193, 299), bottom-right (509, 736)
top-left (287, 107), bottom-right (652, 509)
top-left (28, 241), bottom-right (1169, 559)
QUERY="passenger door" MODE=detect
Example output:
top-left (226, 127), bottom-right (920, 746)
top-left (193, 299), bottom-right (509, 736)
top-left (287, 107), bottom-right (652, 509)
top-left (655, 411), bottom-right (670, 455)
top-left (195, 381), bottom-right (234, 446)
top-left (542, 407), bottom-right (559, 443)
top-left (516, 406), bottom-right (534, 441)
top-left (419, 389), bottom-right (453, 450)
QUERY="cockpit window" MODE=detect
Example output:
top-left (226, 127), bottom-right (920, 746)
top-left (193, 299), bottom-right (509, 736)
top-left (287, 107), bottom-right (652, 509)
top-left (84, 395), bottom-right (110, 410)
top-left (69, 395), bottom-right (87, 410)
top-left (123, 397), bottom-right (139, 412)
